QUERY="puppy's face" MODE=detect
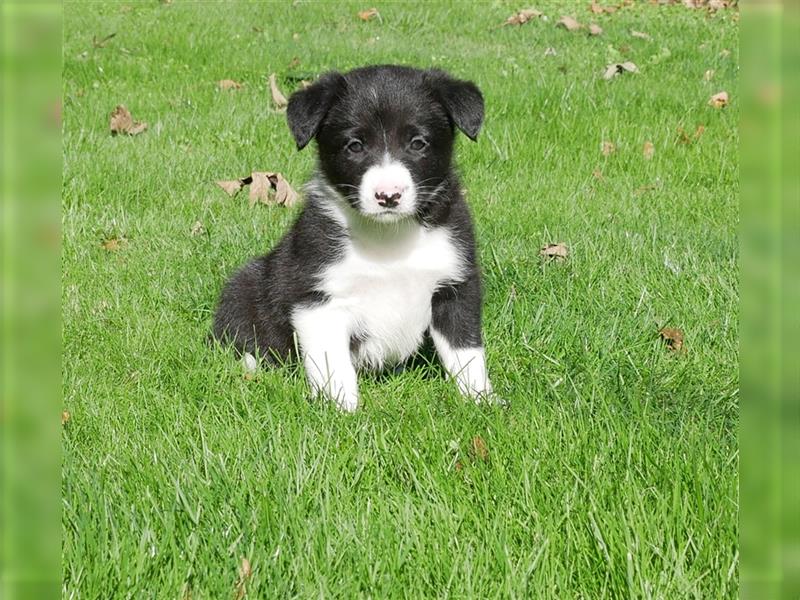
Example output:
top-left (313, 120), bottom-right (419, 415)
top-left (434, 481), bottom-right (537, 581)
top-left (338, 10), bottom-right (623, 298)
top-left (287, 66), bottom-right (484, 223)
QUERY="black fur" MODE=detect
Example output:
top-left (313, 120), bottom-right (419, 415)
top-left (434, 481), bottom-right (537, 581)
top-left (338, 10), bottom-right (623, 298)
top-left (212, 65), bottom-right (486, 360)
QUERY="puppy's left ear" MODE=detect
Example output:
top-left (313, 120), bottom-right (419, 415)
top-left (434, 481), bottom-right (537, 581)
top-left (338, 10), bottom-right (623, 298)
top-left (427, 70), bottom-right (485, 141)
top-left (286, 71), bottom-right (346, 150)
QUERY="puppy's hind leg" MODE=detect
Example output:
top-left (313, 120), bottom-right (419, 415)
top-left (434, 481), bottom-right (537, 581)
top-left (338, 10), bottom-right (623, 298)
top-left (292, 305), bottom-right (359, 412)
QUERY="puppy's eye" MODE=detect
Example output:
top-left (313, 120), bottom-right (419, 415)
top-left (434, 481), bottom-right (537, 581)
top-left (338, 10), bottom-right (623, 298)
top-left (346, 140), bottom-right (364, 153)
top-left (409, 137), bottom-right (427, 152)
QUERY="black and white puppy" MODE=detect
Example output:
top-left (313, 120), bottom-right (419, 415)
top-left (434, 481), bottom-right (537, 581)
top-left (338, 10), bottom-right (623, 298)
top-left (213, 65), bottom-right (494, 411)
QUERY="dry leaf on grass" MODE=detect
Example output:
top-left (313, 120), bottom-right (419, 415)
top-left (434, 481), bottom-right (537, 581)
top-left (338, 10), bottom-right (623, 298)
top-left (603, 61), bottom-right (638, 80)
top-left (504, 8), bottom-right (543, 25)
top-left (704, 69), bottom-right (715, 81)
top-left (218, 79), bottom-right (243, 90)
top-left (631, 30), bottom-right (651, 39)
top-left (589, 1), bottom-right (617, 14)
top-left (592, 169), bottom-right (604, 179)
top-left (634, 183), bottom-right (657, 195)
top-left (643, 140), bottom-right (655, 159)
top-left (544, 47), bottom-right (558, 56)
top-left (216, 180), bottom-right (246, 196)
top-left (708, 91), bottom-right (729, 108)
top-left (93, 32), bottom-right (117, 48)
top-left (190, 221), bottom-right (204, 236)
top-left (659, 327), bottom-right (684, 351)
top-left (109, 105), bottom-right (147, 136)
top-left (556, 16), bottom-right (582, 31)
top-left (249, 172), bottom-right (299, 207)
top-left (101, 236), bottom-right (127, 251)
top-left (677, 124), bottom-right (705, 144)
top-left (62, 410), bottom-right (71, 425)
top-left (234, 557), bottom-right (252, 600)
top-left (470, 436), bottom-right (489, 461)
top-left (217, 172), bottom-right (299, 207)
top-left (358, 7), bottom-right (379, 21)
top-left (601, 140), bottom-right (616, 156)
top-left (683, 0), bottom-right (732, 8)
top-left (269, 73), bottom-right (288, 109)
top-left (540, 242), bottom-right (569, 260)
top-left (588, 23), bottom-right (603, 36)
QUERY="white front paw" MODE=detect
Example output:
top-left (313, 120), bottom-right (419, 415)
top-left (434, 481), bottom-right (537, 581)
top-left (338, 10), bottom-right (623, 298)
top-left (474, 391), bottom-right (508, 407)
top-left (333, 390), bottom-right (359, 413)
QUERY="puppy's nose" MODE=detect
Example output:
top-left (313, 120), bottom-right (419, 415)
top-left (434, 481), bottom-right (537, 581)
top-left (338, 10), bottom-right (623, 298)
top-left (374, 184), bottom-right (406, 209)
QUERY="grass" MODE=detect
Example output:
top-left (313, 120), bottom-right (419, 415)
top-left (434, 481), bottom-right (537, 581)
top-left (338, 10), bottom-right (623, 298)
top-left (62, 1), bottom-right (739, 597)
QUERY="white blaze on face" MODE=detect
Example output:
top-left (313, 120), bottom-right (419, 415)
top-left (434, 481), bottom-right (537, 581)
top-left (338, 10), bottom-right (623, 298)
top-left (358, 156), bottom-right (416, 222)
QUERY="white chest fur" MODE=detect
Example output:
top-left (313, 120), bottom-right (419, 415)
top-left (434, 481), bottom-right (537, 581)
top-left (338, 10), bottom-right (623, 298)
top-left (314, 223), bottom-right (464, 369)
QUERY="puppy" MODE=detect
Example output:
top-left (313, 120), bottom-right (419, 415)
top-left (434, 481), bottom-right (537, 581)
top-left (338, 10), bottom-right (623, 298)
top-left (212, 65), bottom-right (494, 411)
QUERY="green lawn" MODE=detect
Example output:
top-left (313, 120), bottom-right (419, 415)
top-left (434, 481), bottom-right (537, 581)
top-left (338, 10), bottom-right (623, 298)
top-left (62, 1), bottom-right (739, 597)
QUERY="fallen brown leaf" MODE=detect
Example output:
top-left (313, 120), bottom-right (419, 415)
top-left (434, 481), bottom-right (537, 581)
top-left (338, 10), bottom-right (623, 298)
top-left (101, 236), bottom-right (127, 251)
top-left (603, 61), bottom-right (638, 80)
top-left (556, 15), bottom-right (582, 31)
top-left (634, 183), bottom-right (657, 195)
top-left (643, 140), bottom-right (655, 159)
top-left (631, 30), bottom-right (651, 40)
top-left (704, 69), bottom-right (715, 81)
top-left (62, 410), bottom-right (71, 425)
top-left (708, 90), bottom-right (729, 108)
top-left (288, 56), bottom-right (301, 69)
top-left (190, 221), bottom-right (204, 236)
top-left (470, 436), bottom-right (489, 461)
top-left (216, 180), bottom-right (245, 196)
top-left (592, 169), bottom-right (604, 179)
top-left (588, 23), bottom-right (603, 36)
top-left (504, 8), bottom-right (543, 26)
top-left (249, 172), bottom-right (299, 207)
top-left (92, 32), bottom-right (117, 48)
top-left (109, 105), bottom-right (147, 136)
top-left (234, 556), bottom-right (252, 600)
top-left (269, 73), bottom-right (288, 109)
top-left (677, 124), bottom-right (705, 144)
top-left (659, 327), bottom-right (684, 351)
top-left (272, 174), bottom-right (299, 206)
top-left (590, 1), bottom-right (618, 13)
top-left (544, 46), bottom-right (558, 56)
top-left (218, 79), bottom-right (243, 90)
top-left (357, 7), bottom-right (379, 21)
top-left (601, 140), bottom-right (616, 156)
top-left (540, 242), bottom-right (569, 260)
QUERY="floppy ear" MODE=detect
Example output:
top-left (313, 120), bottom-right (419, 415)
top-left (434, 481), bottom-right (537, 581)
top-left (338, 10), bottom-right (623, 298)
top-left (286, 71), bottom-right (346, 150)
top-left (427, 70), bottom-right (485, 141)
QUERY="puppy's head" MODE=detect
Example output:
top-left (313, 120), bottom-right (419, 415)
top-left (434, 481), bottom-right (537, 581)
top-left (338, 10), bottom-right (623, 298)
top-left (287, 66), bottom-right (484, 223)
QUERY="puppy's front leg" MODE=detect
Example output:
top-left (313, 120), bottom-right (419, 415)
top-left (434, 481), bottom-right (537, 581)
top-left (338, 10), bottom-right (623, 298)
top-left (431, 278), bottom-right (495, 401)
top-left (293, 306), bottom-right (358, 412)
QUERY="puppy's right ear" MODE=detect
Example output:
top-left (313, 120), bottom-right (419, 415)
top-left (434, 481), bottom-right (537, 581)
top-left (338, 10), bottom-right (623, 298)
top-left (286, 72), bottom-right (346, 150)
